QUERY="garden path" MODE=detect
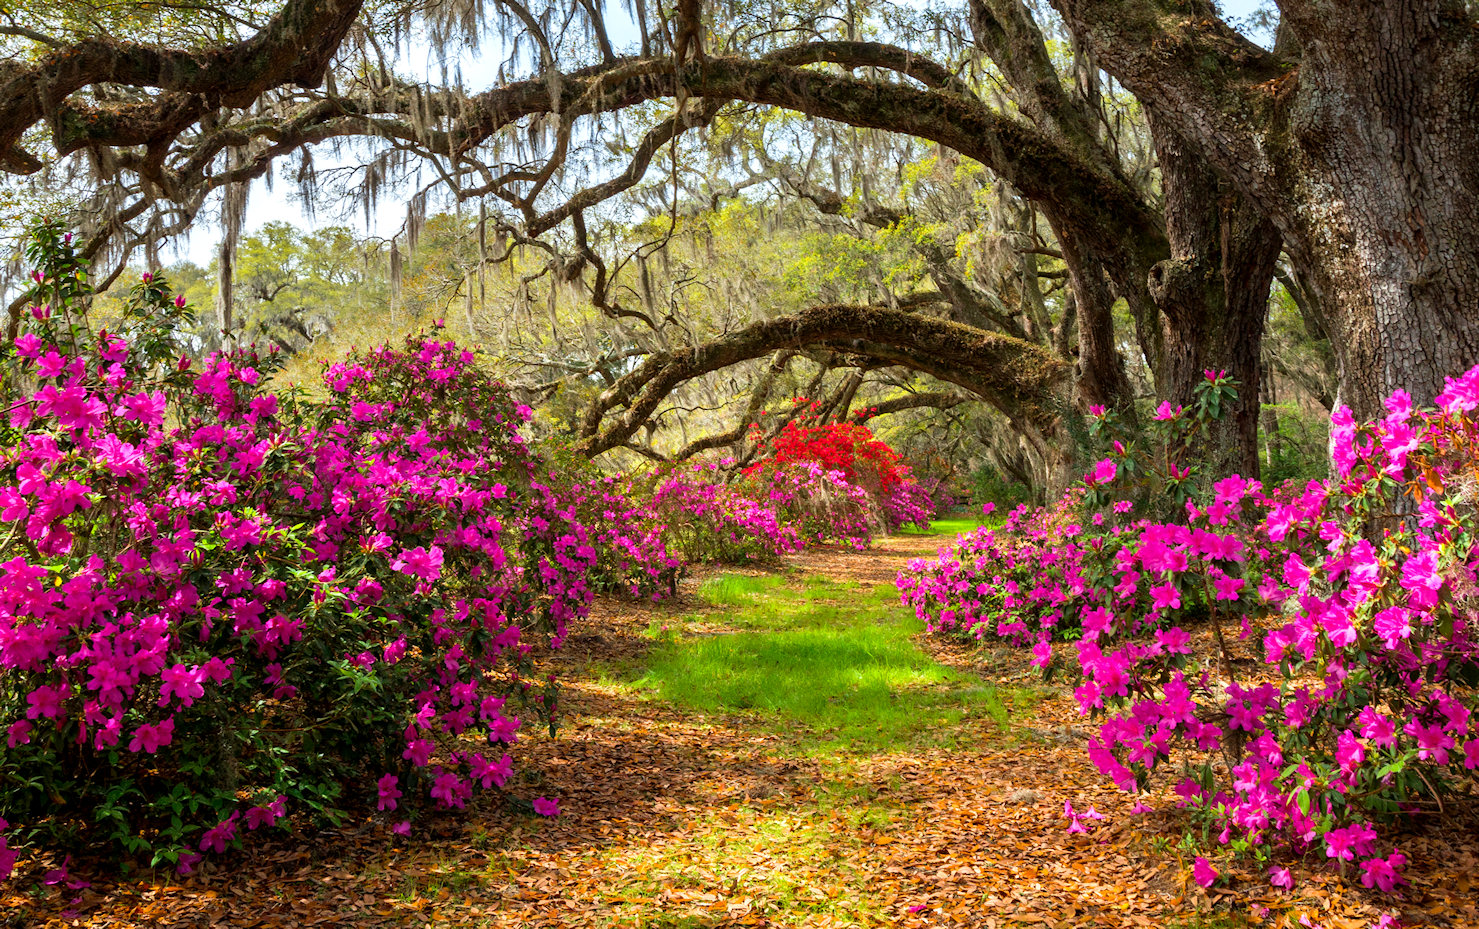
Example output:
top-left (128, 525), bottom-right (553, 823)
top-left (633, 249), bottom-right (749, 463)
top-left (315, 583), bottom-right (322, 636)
top-left (9, 528), bottom-right (1467, 928)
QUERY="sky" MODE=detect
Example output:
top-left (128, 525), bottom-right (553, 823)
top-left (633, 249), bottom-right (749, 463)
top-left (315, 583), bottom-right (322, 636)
top-left (172, 0), bottom-right (1275, 266)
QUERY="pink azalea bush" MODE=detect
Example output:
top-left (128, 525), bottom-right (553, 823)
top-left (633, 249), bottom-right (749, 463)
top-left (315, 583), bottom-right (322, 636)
top-left (546, 473), bottom-right (681, 600)
top-left (649, 462), bottom-right (807, 563)
top-left (900, 369), bottom-right (1479, 892)
top-left (0, 224), bottom-right (598, 875)
top-left (649, 458), bottom-right (885, 563)
top-left (755, 460), bottom-right (879, 550)
top-left (879, 480), bottom-right (936, 532)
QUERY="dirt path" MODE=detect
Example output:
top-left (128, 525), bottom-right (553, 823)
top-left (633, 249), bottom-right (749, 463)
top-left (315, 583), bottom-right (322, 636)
top-left (8, 534), bottom-right (1472, 928)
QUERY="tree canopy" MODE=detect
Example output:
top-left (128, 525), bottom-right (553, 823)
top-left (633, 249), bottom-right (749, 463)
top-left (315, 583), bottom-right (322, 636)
top-left (2, 0), bottom-right (1473, 493)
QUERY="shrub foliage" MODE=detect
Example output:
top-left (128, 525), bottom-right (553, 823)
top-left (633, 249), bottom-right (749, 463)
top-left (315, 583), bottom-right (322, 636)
top-left (901, 370), bottom-right (1479, 892)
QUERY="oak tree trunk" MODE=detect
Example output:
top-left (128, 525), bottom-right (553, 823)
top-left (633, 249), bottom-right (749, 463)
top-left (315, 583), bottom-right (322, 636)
top-left (1275, 10), bottom-right (1479, 418)
top-left (1054, 0), bottom-right (1479, 421)
top-left (1149, 118), bottom-right (1280, 479)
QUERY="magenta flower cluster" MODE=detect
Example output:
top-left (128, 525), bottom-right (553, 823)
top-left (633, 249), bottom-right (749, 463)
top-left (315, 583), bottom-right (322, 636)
top-left (879, 480), bottom-right (936, 532)
top-left (754, 460), bottom-right (879, 551)
top-left (0, 227), bottom-right (615, 875)
top-left (0, 224), bottom-right (933, 880)
top-left (649, 459), bottom-right (895, 563)
top-left (651, 462), bottom-right (807, 563)
top-left (555, 475), bottom-right (683, 600)
top-left (900, 372), bottom-right (1479, 893)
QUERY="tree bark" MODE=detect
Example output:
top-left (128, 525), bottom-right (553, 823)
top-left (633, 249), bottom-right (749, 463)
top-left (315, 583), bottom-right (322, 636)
top-left (1148, 117), bottom-right (1280, 478)
top-left (1053, 0), bottom-right (1479, 419)
top-left (1275, 3), bottom-right (1479, 417)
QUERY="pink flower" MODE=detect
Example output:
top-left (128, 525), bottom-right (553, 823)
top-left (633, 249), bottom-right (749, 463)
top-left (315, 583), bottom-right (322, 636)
top-left (1155, 626), bottom-right (1192, 654)
top-left (390, 545), bottom-right (444, 582)
top-left (25, 684), bottom-right (66, 720)
top-left (532, 796), bottom-right (560, 817)
top-left (402, 737), bottom-right (434, 766)
top-left (43, 857), bottom-right (85, 888)
top-left (1211, 573), bottom-right (1244, 601)
top-left (1404, 721), bottom-right (1453, 765)
top-left (377, 774), bottom-right (403, 811)
top-left (118, 390), bottom-right (167, 425)
top-left (430, 770), bottom-right (470, 809)
top-left (98, 333), bottom-right (128, 363)
top-left (158, 664), bottom-right (206, 708)
top-left (1149, 581), bottom-right (1181, 611)
top-left (244, 796), bottom-right (287, 830)
top-left (199, 811), bottom-right (240, 854)
top-left (1324, 824), bottom-right (1377, 863)
top-left (1359, 707), bottom-right (1398, 749)
top-left (1031, 638), bottom-right (1053, 668)
top-left (468, 752), bottom-right (514, 788)
top-left (1399, 550), bottom-right (1443, 610)
top-left (1436, 366), bottom-right (1479, 413)
top-left (36, 350), bottom-right (66, 378)
top-left (128, 718), bottom-right (175, 754)
top-left (203, 657), bottom-right (235, 684)
top-left (13, 333), bottom-right (41, 359)
top-left (1192, 856), bottom-right (1217, 888)
top-left (1154, 401), bottom-right (1183, 421)
top-left (1359, 851), bottom-right (1407, 893)
top-left (7, 720), bottom-right (33, 747)
top-left (1088, 459), bottom-right (1116, 486)
top-left (1335, 729), bottom-right (1365, 772)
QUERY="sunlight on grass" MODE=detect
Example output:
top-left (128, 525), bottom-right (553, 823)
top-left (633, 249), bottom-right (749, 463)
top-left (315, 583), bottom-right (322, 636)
top-left (696, 573), bottom-right (788, 606)
top-left (636, 574), bottom-right (1011, 754)
top-left (895, 515), bottom-right (1000, 538)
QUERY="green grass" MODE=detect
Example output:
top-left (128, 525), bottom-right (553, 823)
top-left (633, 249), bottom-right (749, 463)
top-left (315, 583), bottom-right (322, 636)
top-left (896, 516), bottom-right (996, 538)
top-left (696, 572), bottom-right (789, 606)
top-left (475, 564), bottom-right (1030, 928)
top-left (635, 573), bottom-right (1011, 754)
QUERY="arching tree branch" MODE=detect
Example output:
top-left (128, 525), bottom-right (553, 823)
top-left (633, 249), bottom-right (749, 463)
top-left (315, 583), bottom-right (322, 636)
top-left (575, 303), bottom-right (1067, 457)
top-left (0, 0), bottom-right (365, 172)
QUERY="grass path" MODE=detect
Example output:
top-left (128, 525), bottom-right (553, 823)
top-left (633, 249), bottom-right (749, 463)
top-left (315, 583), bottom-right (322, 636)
top-left (421, 528), bottom-right (1202, 928)
top-left (14, 524), bottom-right (1455, 928)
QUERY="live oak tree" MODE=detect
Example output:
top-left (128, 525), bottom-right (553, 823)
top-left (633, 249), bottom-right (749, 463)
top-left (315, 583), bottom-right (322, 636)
top-left (2, 0), bottom-right (1467, 479)
top-left (1053, 0), bottom-right (1479, 419)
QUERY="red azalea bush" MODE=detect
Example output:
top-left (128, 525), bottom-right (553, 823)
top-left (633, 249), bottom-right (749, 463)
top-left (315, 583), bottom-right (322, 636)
top-left (900, 370), bottom-right (1479, 893)
top-left (753, 412), bottom-right (909, 494)
top-left (0, 224), bottom-right (588, 876)
top-left (746, 403), bottom-right (933, 531)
